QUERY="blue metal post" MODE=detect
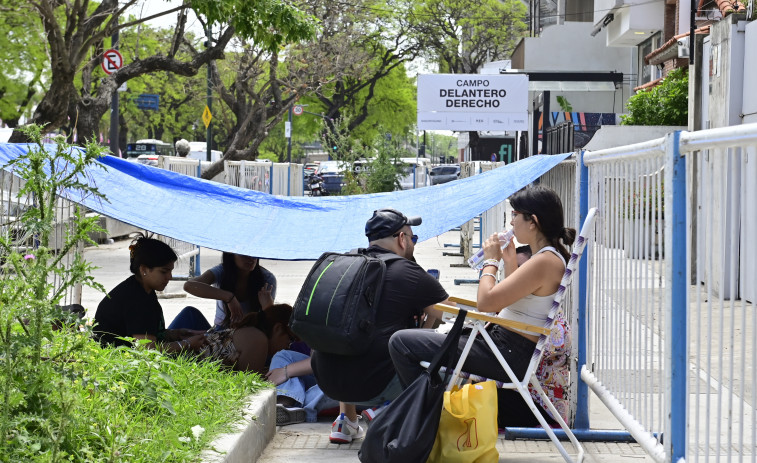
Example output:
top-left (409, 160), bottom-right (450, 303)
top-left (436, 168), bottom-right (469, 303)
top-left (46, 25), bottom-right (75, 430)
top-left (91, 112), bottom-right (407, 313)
top-left (668, 131), bottom-right (687, 462)
top-left (574, 150), bottom-right (590, 430)
top-left (269, 164), bottom-right (274, 194)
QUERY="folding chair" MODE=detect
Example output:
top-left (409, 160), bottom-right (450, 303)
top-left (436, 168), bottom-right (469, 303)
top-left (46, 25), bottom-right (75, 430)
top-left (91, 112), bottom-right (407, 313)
top-left (431, 208), bottom-right (597, 463)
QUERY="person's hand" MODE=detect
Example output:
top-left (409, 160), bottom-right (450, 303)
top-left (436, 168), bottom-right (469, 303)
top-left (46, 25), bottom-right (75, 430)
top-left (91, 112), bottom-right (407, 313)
top-left (226, 297), bottom-right (243, 325)
top-left (176, 328), bottom-right (205, 338)
top-left (482, 233), bottom-right (505, 261)
top-left (184, 334), bottom-right (208, 351)
top-left (264, 367), bottom-right (287, 386)
top-left (501, 237), bottom-right (517, 267)
top-left (258, 283), bottom-right (274, 309)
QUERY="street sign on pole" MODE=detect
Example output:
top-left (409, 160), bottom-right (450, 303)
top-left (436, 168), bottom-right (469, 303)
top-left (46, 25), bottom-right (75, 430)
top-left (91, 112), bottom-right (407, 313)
top-left (101, 49), bottom-right (124, 75)
top-left (285, 121), bottom-right (292, 138)
top-left (202, 106), bottom-right (213, 129)
top-left (293, 105), bottom-right (303, 116)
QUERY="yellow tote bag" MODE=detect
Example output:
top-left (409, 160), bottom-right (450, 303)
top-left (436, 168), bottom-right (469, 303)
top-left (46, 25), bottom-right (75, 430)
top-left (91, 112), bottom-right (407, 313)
top-left (427, 380), bottom-right (499, 463)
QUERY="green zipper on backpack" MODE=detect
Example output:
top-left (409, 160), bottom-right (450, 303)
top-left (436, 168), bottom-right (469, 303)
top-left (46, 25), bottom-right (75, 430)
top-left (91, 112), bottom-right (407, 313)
top-left (306, 261), bottom-right (334, 315)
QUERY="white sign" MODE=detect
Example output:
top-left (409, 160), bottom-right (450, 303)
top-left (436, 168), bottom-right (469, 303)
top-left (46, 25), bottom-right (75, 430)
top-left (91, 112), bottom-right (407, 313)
top-left (293, 105), bottom-right (303, 115)
top-left (417, 74), bottom-right (529, 131)
top-left (285, 121), bottom-right (291, 138)
top-left (101, 49), bottom-right (124, 75)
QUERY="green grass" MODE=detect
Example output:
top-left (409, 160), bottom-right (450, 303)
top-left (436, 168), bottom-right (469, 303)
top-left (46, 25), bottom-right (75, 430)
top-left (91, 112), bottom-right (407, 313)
top-left (2, 329), bottom-right (269, 463)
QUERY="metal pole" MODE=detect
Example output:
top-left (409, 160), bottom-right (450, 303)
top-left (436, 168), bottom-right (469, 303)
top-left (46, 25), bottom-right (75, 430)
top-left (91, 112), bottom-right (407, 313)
top-left (206, 26), bottom-right (212, 162)
top-left (666, 130), bottom-right (687, 462)
top-left (690, 0), bottom-right (696, 67)
top-left (287, 105), bottom-right (293, 163)
top-left (574, 149), bottom-right (590, 430)
top-left (109, 23), bottom-right (119, 156)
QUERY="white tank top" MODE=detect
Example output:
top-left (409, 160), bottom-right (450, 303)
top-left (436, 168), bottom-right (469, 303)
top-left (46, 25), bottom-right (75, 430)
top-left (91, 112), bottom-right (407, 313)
top-left (497, 246), bottom-right (566, 336)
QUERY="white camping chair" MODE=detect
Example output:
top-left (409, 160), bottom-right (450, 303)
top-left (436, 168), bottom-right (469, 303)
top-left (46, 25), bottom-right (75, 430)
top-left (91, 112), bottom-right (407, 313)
top-left (431, 207), bottom-right (597, 463)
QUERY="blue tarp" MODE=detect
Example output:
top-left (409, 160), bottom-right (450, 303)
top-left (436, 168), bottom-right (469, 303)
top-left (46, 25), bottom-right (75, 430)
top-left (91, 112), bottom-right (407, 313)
top-left (0, 143), bottom-right (570, 260)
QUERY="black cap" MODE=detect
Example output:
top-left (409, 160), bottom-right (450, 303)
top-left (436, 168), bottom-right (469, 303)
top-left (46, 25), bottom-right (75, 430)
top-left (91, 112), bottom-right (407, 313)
top-left (365, 208), bottom-right (422, 241)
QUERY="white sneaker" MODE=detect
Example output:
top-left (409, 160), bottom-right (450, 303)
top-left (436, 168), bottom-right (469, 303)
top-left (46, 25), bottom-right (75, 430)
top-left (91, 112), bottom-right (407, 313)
top-left (360, 403), bottom-right (388, 423)
top-left (329, 413), bottom-right (365, 444)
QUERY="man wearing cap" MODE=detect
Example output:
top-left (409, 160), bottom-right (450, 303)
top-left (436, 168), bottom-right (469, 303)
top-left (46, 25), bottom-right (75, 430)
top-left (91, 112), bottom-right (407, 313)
top-left (311, 208), bottom-right (449, 444)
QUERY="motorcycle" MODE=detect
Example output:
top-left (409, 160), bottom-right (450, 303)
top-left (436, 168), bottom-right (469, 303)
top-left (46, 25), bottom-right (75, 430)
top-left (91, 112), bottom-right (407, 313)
top-left (307, 173), bottom-right (328, 196)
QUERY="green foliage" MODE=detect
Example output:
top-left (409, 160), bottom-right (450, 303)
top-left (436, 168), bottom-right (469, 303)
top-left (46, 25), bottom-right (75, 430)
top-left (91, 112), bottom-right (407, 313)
top-left (412, 0), bottom-right (528, 73)
top-left (556, 96), bottom-right (573, 112)
top-left (191, 0), bottom-right (317, 51)
top-left (621, 67), bottom-right (689, 126)
top-left (0, 128), bottom-right (266, 462)
top-left (0, 6), bottom-right (49, 126)
top-left (114, 26), bottom-right (207, 144)
top-left (364, 137), bottom-right (406, 193)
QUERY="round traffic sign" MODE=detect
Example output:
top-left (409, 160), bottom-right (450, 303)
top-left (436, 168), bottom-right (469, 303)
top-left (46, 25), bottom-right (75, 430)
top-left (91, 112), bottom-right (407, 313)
top-left (101, 49), bottom-right (124, 75)
top-left (293, 105), bottom-right (303, 116)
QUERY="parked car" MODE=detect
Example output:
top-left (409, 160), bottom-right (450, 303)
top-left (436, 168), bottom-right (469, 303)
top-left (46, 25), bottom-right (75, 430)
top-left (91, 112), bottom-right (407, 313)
top-left (429, 165), bottom-right (461, 185)
top-left (315, 161), bottom-right (349, 194)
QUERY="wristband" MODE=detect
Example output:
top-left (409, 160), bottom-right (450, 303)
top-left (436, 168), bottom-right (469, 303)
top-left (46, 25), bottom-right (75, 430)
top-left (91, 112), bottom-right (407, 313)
top-left (178, 339), bottom-right (189, 350)
top-left (480, 272), bottom-right (498, 282)
top-left (284, 365), bottom-right (290, 381)
top-left (225, 294), bottom-right (236, 304)
top-left (481, 258), bottom-right (500, 269)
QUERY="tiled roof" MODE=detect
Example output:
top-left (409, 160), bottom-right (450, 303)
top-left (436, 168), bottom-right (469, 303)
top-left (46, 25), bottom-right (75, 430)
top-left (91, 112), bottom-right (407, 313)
top-left (699, 0), bottom-right (747, 15)
top-left (644, 25), bottom-right (711, 65)
top-left (634, 77), bottom-right (664, 92)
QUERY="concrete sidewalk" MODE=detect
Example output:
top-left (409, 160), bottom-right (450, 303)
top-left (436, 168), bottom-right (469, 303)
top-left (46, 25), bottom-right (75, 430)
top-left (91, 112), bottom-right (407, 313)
top-left (80, 229), bottom-right (655, 463)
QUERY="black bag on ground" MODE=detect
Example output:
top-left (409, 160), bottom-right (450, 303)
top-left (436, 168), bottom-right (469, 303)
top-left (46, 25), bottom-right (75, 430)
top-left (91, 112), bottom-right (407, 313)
top-left (290, 250), bottom-right (400, 356)
top-left (358, 310), bottom-right (468, 463)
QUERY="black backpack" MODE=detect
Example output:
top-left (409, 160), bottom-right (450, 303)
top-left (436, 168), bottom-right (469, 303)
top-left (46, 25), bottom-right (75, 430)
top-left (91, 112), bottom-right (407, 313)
top-left (290, 250), bottom-right (401, 356)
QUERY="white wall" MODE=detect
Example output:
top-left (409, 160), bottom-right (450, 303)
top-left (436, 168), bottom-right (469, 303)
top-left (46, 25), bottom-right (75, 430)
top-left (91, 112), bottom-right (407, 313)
top-left (742, 20), bottom-right (757, 125)
top-left (518, 22), bottom-right (634, 114)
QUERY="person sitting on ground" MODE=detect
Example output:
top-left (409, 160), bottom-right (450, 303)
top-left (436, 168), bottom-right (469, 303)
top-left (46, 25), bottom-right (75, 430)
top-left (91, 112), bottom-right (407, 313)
top-left (192, 303), bottom-right (298, 373)
top-left (93, 235), bottom-right (206, 353)
top-left (389, 185), bottom-right (576, 428)
top-left (264, 350), bottom-right (339, 427)
top-left (310, 208), bottom-right (449, 444)
top-left (175, 139), bottom-right (190, 158)
top-left (173, 252), bottom-right (276, 331)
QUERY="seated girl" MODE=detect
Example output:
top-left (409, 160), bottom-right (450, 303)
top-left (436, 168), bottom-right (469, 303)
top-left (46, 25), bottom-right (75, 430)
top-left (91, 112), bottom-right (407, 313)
top-left (389, 185), bottom-right (576, 427)
top-left (173, 253), bottom-right (277, 330)
top-left (194, 303), bottom-right (298, 374)
top-left (93, 235), bottom-right (206, 352)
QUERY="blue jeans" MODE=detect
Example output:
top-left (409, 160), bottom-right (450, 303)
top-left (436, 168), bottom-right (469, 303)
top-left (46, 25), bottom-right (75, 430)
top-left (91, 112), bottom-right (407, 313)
top-left (270, 350), bottom-right (338, 423)
top-left (168, 306), bottom-right (211, 331)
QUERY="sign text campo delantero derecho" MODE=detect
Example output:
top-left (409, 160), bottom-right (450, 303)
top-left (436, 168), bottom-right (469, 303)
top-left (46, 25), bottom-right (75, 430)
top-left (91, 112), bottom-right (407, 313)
top-left (439, 79), bottom-right (507, 108)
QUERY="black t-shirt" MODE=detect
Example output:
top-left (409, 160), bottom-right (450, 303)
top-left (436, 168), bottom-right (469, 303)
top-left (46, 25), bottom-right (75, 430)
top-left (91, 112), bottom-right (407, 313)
top-left (94, 275), bottom-right (166, 347)
top-left (312, 246), bottom-right (448, 402)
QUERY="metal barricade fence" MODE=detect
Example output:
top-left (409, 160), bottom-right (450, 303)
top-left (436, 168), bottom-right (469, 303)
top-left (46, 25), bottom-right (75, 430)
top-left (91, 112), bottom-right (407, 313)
top-left (563, 123), bottom-right (757, 463)
top-left (582, 137), bottom-right (670, 462)
top-left (1, 169), bottom-right (83, 305)
top-left (678, 125), bottom-right (757, 463)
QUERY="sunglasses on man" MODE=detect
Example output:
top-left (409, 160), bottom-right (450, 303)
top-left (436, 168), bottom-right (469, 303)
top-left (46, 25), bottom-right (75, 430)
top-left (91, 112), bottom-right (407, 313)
top-left (392, 231), bottom-right (419, 244)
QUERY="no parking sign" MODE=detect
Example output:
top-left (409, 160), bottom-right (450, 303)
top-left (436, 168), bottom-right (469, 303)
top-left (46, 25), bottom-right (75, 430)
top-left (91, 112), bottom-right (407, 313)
top-left (101, 49), bottom-right (123, 75)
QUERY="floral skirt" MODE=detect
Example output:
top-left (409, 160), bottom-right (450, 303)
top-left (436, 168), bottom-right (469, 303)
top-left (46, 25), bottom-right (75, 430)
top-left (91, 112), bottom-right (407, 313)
top-left (197, 329), bottom-right (240, 366)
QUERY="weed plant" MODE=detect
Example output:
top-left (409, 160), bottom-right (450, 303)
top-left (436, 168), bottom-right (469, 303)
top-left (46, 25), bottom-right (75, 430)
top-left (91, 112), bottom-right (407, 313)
top-left (0, 127), bottom-right (266, 462)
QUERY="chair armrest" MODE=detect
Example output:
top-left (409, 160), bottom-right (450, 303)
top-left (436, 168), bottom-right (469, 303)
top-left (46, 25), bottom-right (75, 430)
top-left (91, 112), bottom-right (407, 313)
top-left (448, 296), bottom-right (478, 308)
top-left (433, 303), bottom-right (551, 336)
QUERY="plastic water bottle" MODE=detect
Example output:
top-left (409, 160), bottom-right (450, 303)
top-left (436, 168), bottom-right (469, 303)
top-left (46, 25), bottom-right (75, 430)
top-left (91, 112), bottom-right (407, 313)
top-left (467, 229), bottom-right (515, 270)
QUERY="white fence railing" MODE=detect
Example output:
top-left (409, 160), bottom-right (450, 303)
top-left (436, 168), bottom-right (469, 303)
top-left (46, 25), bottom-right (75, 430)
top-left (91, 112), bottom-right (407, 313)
top-left (532, 123), bottom-right (757, 463)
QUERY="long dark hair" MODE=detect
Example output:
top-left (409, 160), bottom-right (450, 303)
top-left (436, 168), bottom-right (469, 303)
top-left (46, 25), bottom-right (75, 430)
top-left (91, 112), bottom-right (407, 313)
top-left (128, 235), bottom-right (177, 274)
top-left (509, 185), bottom-right (576, 262)
top-left (232, 304), bottom-right (294, 339)
top-left (219, 252), bottom-right (267, 313)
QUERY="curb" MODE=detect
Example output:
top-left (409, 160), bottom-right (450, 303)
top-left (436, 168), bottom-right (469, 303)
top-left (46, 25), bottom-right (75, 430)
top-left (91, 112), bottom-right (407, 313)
top-left (202, 388), bottom-right (276, 463)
